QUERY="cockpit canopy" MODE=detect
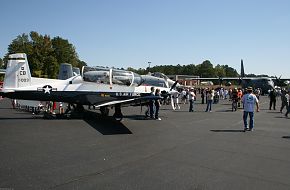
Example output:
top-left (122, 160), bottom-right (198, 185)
top-left (151, 72), bottom-right (169, 80)
top-left (82, 66), bottom-right (142, 86)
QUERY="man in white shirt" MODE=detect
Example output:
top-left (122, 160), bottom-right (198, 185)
top-left (181, 89), bottom-right (188, 104)
top-left (188, 88), bottom-right (196, 112)
top-left (171, 91), bottom-right (180, 110)
top-left (242, 87), bottom-right (260, 132)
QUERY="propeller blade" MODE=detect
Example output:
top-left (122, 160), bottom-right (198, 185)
top-left (170, 81), bottom-right (179, 91)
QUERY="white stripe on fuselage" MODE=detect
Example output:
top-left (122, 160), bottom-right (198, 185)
top-left (7, 75), bottom-right (171, 94)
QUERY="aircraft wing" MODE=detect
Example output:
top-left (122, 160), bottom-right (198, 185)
top-left (196, 77), bottom-right (255, 80)
top-left (94, 95), bottom-right (161, 108)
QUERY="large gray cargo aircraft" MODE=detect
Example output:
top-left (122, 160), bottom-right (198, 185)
top-left (197, 60), bottom-right (288, 94)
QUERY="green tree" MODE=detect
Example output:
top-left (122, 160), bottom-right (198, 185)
top-left (7, 33), bottom-right (33, 55)
top-left (29, 31), bottom-right (56, 76)
top-left (77, 60), bottom-right (87, 69)
top-left (4, 31), bottom-right (86, 78)
top-left (42, 56), bottom-right (58, 78)
top-left (195, 60), bottom-right (215, 77)
top-left (222, 65), bottom-right (239, 77)
top-left (4, 33), bottom-right (33, 68)
top-left (0, 58), bottom-right (3, 68)
top-left (51, 36), bottom-right (79, 67)
top-left (215, 64), bottom-right (226, 77)
top-left (183, 64), bottom-right (196, 75)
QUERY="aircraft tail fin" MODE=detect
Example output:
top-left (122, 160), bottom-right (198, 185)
top-left (240, 59), bottom-right (245, 78)
top-left (3, 53), bottom-right (31, 89)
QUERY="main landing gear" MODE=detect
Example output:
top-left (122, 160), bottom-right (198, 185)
top-left (113, 104), bottom-right (123, 121)
top-left (100, 105), bottom-right (123, 121)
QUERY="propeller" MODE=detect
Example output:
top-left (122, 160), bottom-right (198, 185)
top-left (274, 75), bottom-right (286, 86)
top-left (170, 81), bottom-right (179, 91)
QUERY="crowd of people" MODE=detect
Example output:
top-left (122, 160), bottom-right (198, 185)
top-left (7, 85), bottom-right (290, 130)
top-left (148, 85), bottom-right (289, 131)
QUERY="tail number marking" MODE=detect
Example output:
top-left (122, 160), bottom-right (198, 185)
top-left (18, 78), bottom-right (30, 82)
top-left (19, 67), bottom-right (26, 75)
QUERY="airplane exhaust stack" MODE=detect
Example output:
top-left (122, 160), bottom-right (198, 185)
top-left (3, 53), bottom-right (31, 89)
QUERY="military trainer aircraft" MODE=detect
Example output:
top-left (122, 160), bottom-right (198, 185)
top-left (0, 53), bottom-right (177, 120)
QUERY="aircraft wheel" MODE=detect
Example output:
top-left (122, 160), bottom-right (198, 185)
top-left (113, 114), bottom-right (123, 121)
top-left (113, 104), bottom-right (123, 121)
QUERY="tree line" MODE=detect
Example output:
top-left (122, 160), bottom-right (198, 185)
top-left (128, 60), bottom-right (239, 78)
top-left (1, 31), bottom-right (247, 79)
top-left (2, 31), bottom-right (87, 78)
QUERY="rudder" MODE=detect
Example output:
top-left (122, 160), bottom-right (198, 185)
top-left (3, 53), bottom-right (31, 89)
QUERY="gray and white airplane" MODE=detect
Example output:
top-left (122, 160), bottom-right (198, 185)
top-left (0, 53), bottom-right (177, 120)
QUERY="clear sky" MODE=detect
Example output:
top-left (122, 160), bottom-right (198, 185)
top-left (1, 0), bottom-right (290, 77)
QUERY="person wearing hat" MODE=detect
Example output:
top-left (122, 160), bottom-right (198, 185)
top-left (242, 87), bottom-right (260, 132)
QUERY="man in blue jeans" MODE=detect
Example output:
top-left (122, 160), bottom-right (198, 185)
top-left (242, 87), bottom-right (260, 132)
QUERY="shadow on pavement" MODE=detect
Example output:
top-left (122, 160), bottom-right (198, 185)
top-left (267, 111), bottom-right (280, 113)
top-left (0, 107), bottom-right (13, 110)
top-left (282, 136), bottom-right (290, 139)
top-left (123, 114), bottom-right (147, 120)
top-left (83, 112), bottom-right (132, 135)
top-left (210, 129), bottom-right (245, 132)
top-left (215, 109), bottom-right (236, 112)
top-left (0, 116), bottom-right (43, 121)
top-left (274, 116), bottom-right (290, 119)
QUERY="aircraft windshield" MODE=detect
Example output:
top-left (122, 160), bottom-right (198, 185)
top-left (82, 66), bottom-right (142, 86)
top-left (82, 67), bottom-right (110, 84)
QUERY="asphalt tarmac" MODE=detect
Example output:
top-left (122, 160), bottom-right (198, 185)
top-left (0, 96), bottom-right (290, 190)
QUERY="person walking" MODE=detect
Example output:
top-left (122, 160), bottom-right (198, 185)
top-left (242, 87), bottom-right (260, 132)
top-left (154, 88), bottom-right (162, 120)
top-left (188, 88), bottom-right (196, 112)
top-left (181, 89), bottom-right (188, 104)
top-left (171, 90), bottom-right (180, 110)
top-left (205, 90), bottom-right (214, 112)
top-left (145, 87), bottom-right (155, 119)
top-left (269, 89), bottom-right (277, 110)
top-left (280, 90), bottom-right (288, 113)
top-left (285, 91), bottom-right (290, 117)
top-left (231, 88), bottom-right (239, 111)
top-left (201, 88), bottom-right (205, 104)
top-left (237, 89), bottom-right (243, 108)
top-left (254, 88), bottom-right (261, 100)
